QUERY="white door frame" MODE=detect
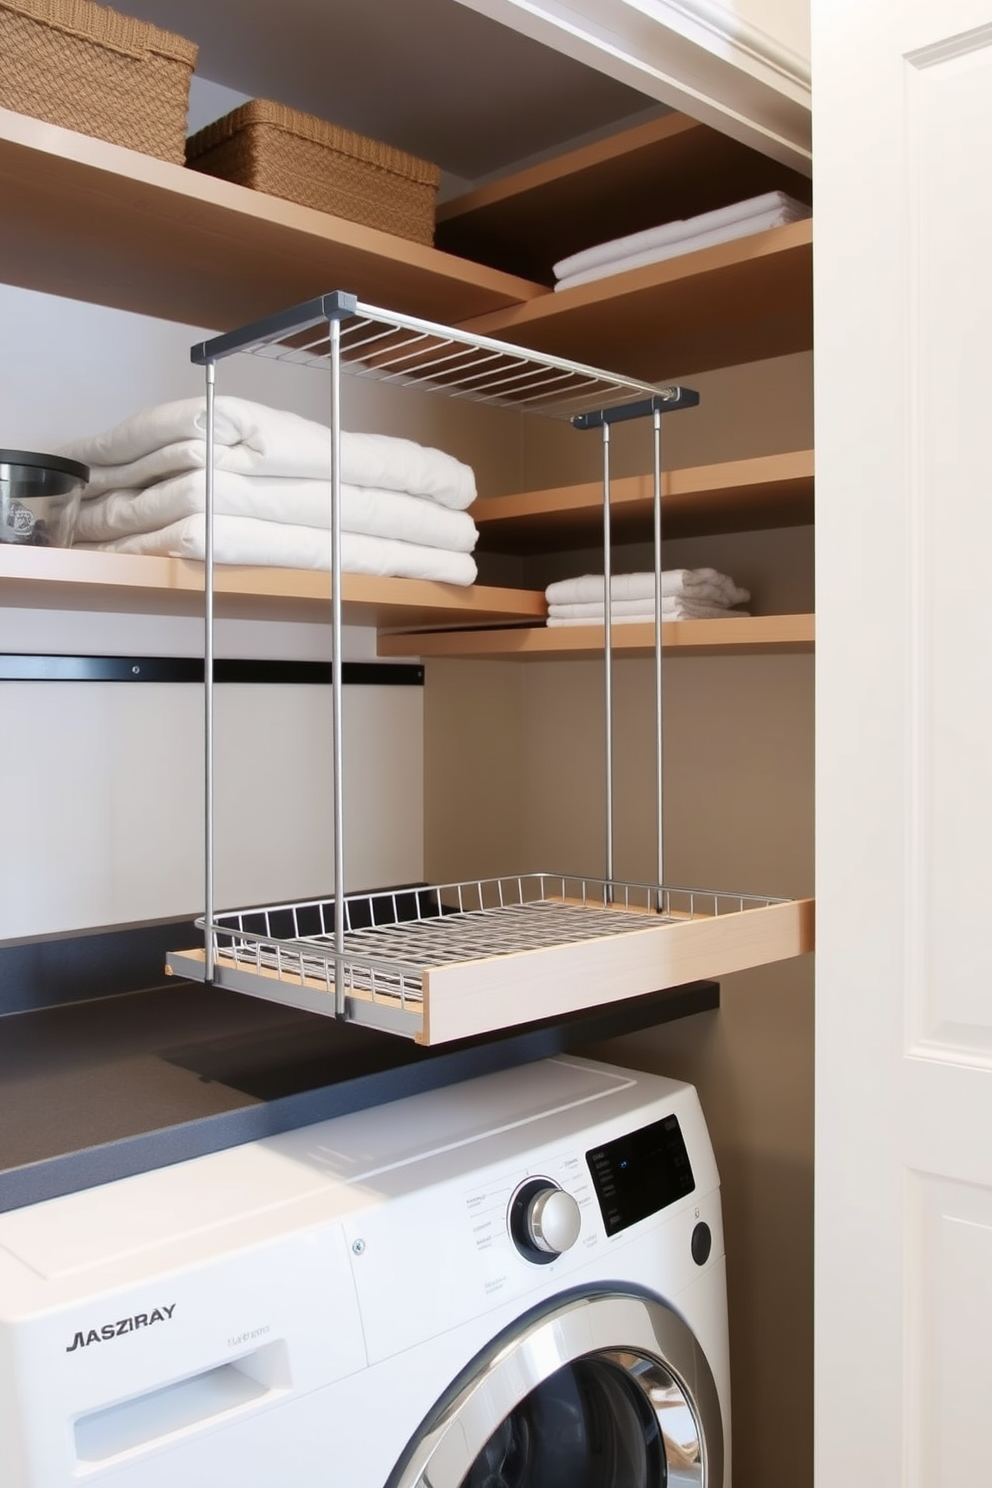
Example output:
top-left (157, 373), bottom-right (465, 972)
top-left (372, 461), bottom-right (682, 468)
top-left (814, 1), bottom-right (992, 1481)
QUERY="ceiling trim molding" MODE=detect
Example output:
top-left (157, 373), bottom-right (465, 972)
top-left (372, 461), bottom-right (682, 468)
top-left (642, 0), bottom-right (810, 88)
top-left (453, 0), bottom-right (812, 173)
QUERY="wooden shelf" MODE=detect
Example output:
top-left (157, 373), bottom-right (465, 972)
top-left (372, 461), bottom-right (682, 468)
top-left (460, 219), bottom-right (813, 382)
top-left (472, 450), bottom-right (815, 552)
top-left (378, 614), bottom-right (815, 660)
top-left (436, 111), bottom-right (813, 284)
top-left (0, 550), bottom-right (811, 654)
top-left (0, 107), bottom-right (543, 331)
top-left (0, 546), bottom-right (546, 627)
top-left (0, 108), bottom-right (811, 381)
top-left (0, 110), bottom-right (814, 649)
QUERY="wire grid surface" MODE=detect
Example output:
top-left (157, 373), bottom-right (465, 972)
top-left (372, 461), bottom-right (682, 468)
top-left (204, 297), bottom-right (687, 422)
top-left (205, 874), bottom-right (787, 1007)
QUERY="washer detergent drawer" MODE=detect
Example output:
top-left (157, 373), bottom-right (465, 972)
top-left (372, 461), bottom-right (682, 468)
top-left (0, 1222), bottom-right (366, 1486)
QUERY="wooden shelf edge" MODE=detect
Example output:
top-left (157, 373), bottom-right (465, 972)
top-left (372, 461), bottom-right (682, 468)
top-left (0, 106), bottom-right (546, 327)
top-left (472, 450), bottom-right (815, 543)
top-left (435, 109), bottom-right (813, 285)
top-left (463, 219), bottom-right (813, 334)
top-left (453, 219), bottom-right (813, 382)
top-left (437, 113), bottom-right (702, 224)
top-left (377, 614), bottom-right (815, 659)
top-left (0, 547), bottom-right (546, 626)
top-left (423, 895), bottom-right (815, 1044)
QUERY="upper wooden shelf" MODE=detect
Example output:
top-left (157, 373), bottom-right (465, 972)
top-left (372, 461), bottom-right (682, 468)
top-left (0, 107), bottom-right (542, 332)
top-left (0, 107), bottom-right (811, 382)
top-left (0, 546), bottom-right (546, 628)
top-left (460, 219), bottom-right (813, 382)
top-left (473, 450), bottom-right (815, 553)
top-left (378, 614), bottom-right (815, 660)
top-left (436, 111), bottom-right (813, 285)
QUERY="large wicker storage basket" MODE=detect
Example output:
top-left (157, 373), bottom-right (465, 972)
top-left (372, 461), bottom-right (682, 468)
top-left (0, 0), bottom-right (197, 164)
top-left (186, 99), bottom-right (441, 246)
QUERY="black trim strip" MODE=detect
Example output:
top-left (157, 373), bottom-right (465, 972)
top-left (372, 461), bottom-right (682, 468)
top-left (571, 387), bottom-right (700, 429)
top-left (0, 655), bottom-right (424, 686)
top-left (191, 290), bottom-right (358, 365)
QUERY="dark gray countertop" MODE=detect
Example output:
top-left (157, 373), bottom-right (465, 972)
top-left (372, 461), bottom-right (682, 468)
top-left (0, 964), bottom-right (718, 1212)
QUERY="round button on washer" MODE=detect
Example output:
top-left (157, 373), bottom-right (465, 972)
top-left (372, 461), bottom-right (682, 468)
top-left (691, 1220), bottom-right (712, 1266)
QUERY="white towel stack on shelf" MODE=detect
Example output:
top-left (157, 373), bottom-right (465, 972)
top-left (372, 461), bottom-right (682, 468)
top-left (552, 191), bottom-right (811, 292)
top-left (545, 569), bottom-right (750, 626)
top-left (59, 396), bottom-right (480, 586)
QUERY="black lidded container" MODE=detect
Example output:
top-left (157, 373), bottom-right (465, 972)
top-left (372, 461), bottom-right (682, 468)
top-left (0, 450), bottom-right (90, 547)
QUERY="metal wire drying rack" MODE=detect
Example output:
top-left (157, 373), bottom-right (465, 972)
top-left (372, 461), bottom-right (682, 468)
top-left (166, 291), bottom-right (797, 1043)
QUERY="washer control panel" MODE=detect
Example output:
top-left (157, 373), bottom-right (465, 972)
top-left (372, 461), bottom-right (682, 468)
top-left (586, 1112), bottom-right (696, 1236)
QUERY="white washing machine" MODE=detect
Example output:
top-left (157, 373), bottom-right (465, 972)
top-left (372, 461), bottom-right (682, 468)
top-left (0, 1054), bottom-right (731, 1486)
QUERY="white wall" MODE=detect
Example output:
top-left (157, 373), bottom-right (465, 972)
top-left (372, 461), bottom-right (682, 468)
top-left (0, 679), bottom-right (423, 941)
top-left (3, 283), bottom-right (529, 937)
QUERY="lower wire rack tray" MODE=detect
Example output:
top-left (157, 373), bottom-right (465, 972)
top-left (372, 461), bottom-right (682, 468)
top-left (166, 873), bottom-right (814, 1045)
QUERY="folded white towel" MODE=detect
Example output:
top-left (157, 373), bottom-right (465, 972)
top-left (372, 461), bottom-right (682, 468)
top-left (75, 515), bottom-right (478, 585)
top-left (547, 599), bottom-right (749, 625)
top-left (546, 569), bottom-right (750, 608)
top-left (72, 470), bottom-right (478, 552)
top-left (553, 193), bottom-right (810, 293)
top-left (556, 191), bottom-right (809, 284)
top-left (548, 598), bottom-right (747, 621)
top-left (60, 397), bottom-right (477, 510)
top-left (548, 596), bottom-right (720, 619)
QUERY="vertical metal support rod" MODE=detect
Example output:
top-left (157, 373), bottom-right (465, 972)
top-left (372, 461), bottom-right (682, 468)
top-left (602, 420), bottom-right (614, 887)
top-left (329, 317), bottom-right (346, 1017)
top-left (203, 361), bottom-right (216, 980)
top-left (652, 408), bottom-right (665, 906)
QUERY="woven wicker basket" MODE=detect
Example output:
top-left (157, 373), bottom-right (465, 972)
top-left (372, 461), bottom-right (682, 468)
top-left (186, 99), bottom-right (441, 246)
top-left (0, 0), bottom-right (197, 164)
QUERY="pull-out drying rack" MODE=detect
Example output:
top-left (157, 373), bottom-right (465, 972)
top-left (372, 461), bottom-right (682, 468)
top-left (166, 292), bottom-right (813, 1044)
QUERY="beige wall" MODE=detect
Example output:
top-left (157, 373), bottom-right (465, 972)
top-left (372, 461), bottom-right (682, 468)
top-left (425, 347), bottom-right (815, 1488)
top-left (424, 654), bottom-right (814, 1488)
top-left (512, 348), bottom-right (814, 497)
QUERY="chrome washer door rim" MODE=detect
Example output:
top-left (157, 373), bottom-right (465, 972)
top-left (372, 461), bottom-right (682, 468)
top-left (389, 1288), bottom-right (723, 1488)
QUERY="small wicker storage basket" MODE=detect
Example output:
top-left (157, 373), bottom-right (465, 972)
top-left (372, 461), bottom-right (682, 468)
top-left (185, 98), bottom-right (441, 246)
top-left (0, 0), bottom-right (197, 163)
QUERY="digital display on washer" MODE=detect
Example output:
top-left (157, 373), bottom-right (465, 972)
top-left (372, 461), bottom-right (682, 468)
top-left (586, 1115), bottom-right (695, 1235)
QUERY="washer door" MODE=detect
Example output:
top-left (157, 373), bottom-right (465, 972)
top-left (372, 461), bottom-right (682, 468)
top-left (388, 1288), bottom-right (723, 1488)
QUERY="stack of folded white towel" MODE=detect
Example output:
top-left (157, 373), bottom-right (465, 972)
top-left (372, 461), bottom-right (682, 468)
top-left (552, 190), bottom-right (811, 292)
top-left (545, 569), bottom-right (750, 626)
top-left (58, 396), bottom-right (480, 586)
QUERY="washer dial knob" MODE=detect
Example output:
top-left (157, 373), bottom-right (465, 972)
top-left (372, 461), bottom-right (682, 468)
top-left (530, 1185), bottom-right (582, 1253)
top-left (509, 1179), bottom-right (581, 1262)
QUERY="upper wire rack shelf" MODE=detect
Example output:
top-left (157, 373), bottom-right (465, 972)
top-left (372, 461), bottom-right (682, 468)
top-left (190, 291), bottom-right (698, 424)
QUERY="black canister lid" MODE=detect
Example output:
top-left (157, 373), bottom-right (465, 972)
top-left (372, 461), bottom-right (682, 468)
top-left (0, 450), bottom-right (90, 482)
top-left (0, 450), bottom-right (90, 501)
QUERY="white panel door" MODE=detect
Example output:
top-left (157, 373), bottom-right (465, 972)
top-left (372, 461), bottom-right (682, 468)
top-left (813, 2), bottom-right (992, 1483)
